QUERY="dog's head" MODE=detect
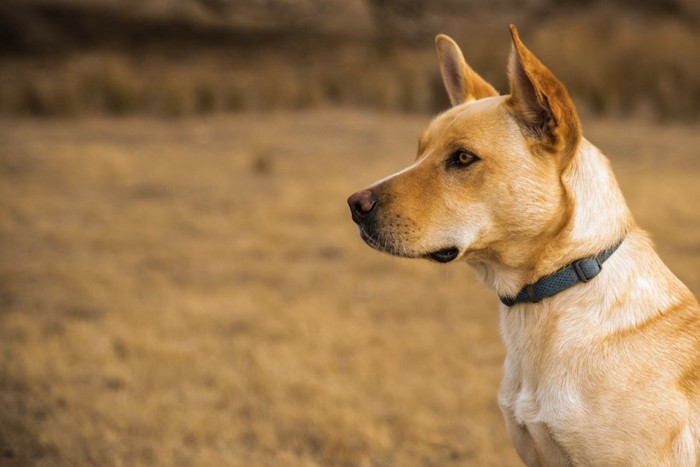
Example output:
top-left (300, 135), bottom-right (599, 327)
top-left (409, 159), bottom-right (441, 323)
top-left (348, 26), bottom-right (582, 269)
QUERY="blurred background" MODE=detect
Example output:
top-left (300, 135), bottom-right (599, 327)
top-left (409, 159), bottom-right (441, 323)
top-left (1, 0), bottom-right (700, 118)
top-left (1, 1), bottom-right (699, 466)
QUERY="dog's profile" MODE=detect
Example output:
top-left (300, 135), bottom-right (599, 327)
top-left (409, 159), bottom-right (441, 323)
top-left (347, 25), bottom-right (700, 465)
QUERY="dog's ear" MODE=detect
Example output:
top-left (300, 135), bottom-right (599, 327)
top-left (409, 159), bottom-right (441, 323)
top-left (436, 34), bottom-right (498, 106)
top-left (507, 25), bottom-right (581, 163)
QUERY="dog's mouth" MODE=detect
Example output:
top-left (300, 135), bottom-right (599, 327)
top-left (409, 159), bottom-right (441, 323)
top-left (359, 226), bottom-right (397, 254)
top-left (359, 226), bottom-right (461, 263)
top-left (358, 225), bottom-right (414, 258)
top-left (427, 247), bottom-right (460, 263)
top-left (359, 226), bottom-right (460, 263)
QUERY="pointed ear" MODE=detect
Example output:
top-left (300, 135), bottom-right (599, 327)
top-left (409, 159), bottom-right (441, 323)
top-left (435, 34), bottom-right (498, 106)
top-left (507, 25), bottom-right (581, 161)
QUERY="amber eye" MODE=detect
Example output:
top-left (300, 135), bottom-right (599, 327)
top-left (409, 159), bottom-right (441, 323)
top-left (450, 150), bottom-right (479, 168)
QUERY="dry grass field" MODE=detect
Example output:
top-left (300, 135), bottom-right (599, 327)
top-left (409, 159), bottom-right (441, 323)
top-left (1, 110), bottom-right (700, 466)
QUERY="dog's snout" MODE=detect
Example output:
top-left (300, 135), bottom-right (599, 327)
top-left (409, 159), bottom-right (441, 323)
top-left (347, 190), bottom-right (377, 223)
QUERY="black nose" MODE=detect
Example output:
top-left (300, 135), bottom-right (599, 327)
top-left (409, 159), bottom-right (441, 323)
top-left (347, 190), bottom-right (377, 223)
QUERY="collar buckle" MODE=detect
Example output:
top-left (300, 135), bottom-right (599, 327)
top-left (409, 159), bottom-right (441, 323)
top-left (525, 285), bottom-right (541, 303)
top-left (572, 256), bottom-right (602, 283)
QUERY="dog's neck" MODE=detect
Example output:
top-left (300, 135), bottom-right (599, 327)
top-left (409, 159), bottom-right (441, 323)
top-left (470, 138), bottom-right (634, 298)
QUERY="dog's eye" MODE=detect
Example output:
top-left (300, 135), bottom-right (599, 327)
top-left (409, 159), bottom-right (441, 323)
top-left (449, 150), bottom-right (479, 168)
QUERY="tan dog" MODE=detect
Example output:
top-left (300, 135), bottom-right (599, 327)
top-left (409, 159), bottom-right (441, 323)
top-left (347, 25), bottom-right (700, 466)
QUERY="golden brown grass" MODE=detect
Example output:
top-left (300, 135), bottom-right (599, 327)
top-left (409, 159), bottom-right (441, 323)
top-left (0, 110), bottom-right (699, 466)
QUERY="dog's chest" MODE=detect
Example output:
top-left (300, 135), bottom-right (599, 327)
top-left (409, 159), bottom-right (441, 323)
top-left (499, 309), bottom-right (587, 463)
top-left (502, 354), bottom-right (583, 427)
top-left (500, 353), bottom-right (581, 465)
top-left (499, 306), bottom-right (587, 418)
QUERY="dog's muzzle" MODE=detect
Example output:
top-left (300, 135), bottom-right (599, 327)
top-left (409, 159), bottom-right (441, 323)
top-left (347, 189), bottom-right (461, 263)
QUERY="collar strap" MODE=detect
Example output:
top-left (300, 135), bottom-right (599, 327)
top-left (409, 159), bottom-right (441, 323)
top-left (500, 239), bottom-right (624, 307)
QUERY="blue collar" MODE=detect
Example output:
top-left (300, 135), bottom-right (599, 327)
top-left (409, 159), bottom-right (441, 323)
top-left (500, 239), bottom-right (624, 307)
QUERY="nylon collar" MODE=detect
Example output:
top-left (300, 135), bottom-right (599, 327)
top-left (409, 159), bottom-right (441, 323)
top-left (500, 239), bottom-right (624, 307)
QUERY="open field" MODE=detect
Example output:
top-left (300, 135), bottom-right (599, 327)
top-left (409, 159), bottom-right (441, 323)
top-left (1, 110), bottom-right (700, 466)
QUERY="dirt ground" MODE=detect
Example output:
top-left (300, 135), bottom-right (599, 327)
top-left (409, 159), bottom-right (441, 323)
top-left (1, 110), bottom-right (699, 466)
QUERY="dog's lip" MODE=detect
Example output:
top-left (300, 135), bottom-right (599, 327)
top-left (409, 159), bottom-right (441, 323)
top-left (358, 226), bottom-right (461, 262)
top-left (427, 247), bottom-right (460, 263)
top-left (358, 226), bottom-right (378, 248)
top-left (358, 226), bottom-right (415, 258)
top-left (358, 225), bottom-right (390, 253)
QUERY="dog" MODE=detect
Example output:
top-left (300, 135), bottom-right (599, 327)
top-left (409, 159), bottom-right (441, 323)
top-left (347, 25), bottom-right (700, 466)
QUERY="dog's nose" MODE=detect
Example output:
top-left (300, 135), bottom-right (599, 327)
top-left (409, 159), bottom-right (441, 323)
top-left (347, 190), bottom-right (377, 223)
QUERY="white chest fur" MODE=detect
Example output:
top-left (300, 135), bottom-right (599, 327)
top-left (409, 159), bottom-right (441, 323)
top-left (498, 336), bottom-right (579, 466)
